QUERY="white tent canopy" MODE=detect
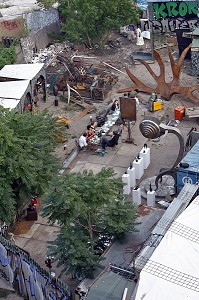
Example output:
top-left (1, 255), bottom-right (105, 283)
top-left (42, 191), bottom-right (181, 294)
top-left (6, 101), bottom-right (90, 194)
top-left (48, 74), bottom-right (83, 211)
top-left (0, 98), bottom-right (20, 110)
top-left (0, 63), bottom-right (45, 80)
top-left (0, 80), bottom-right (30, 100)
top-left (135, 196), bottom-right (199, 300)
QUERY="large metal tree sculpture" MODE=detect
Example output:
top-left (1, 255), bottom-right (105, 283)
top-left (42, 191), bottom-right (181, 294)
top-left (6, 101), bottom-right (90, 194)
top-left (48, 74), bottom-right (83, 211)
top-left (118, 44), bottom-right (199, 102)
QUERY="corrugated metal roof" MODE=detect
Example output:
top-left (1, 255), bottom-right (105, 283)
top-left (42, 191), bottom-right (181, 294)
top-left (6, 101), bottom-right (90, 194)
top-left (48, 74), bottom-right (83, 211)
top-left (0, 98), bottom-right (20, 109)
top-left (0, 80), bottom-right (30, 99)
top-left (0, 63), bottom-right (44, 80)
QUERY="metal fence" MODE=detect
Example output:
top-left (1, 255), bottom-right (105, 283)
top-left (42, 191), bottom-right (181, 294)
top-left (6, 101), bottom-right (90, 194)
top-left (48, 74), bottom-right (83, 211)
top-left (0, 234), bottom-right (71, 300)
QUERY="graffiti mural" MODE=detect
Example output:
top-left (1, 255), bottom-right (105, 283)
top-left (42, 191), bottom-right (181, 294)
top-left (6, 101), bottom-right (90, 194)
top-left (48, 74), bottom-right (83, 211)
top-left (153, 1), bottom-right (198, 20)
top-left (141, 1), bottom-right (199, 33)
top-left (0, 17), bottom-right (24, 38)
top-left (1, 20), bottom-right (18, 31)
top-left (140, 18), bottom-right (197, 33)
top-left (0, 235), bottom-right (71, 300)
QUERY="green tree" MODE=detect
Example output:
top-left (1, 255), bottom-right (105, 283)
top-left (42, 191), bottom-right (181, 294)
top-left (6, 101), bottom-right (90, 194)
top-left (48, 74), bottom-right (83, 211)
top-left (0, 45), bottom-right (16, 69)
top-left (59, 0), bottom-right (141, 47)
top-left (42, 168), bottom-right (138, 277)
top-left (0, 107), bottom-right (62, 224)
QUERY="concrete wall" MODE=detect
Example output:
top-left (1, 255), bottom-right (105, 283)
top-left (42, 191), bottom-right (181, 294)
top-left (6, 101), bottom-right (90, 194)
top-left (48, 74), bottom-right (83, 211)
top-left (24, 8), bottom-right (59, 33)
top-left (15, 45), bottom-right (25, 64)
top-left (20, 22), bottom-right (60, 63)
top-left (0, 16), bottom-right (24, 38)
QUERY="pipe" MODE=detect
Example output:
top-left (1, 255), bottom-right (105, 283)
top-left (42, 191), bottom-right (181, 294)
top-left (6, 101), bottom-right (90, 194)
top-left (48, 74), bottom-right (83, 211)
top-left (70, 55), bottom-right (127, 76)
top-left (101, 61), bottom-right (127, 75)
top-left (122, 288), bottom-right (128, 300)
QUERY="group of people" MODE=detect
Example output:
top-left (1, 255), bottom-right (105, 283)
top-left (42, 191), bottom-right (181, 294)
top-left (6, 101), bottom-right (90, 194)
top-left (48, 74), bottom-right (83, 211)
top-left (78, 122), bottom-right (96, 149)
top-left (78, 109), bottom-right (121, 152)
top-left (78, 128), bottom-right (121, 152)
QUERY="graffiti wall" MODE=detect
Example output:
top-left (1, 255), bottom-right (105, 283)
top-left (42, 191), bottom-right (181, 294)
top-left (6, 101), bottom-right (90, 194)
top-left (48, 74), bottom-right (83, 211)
top-left (0, 235), bottom-right (71, 300)
top-left (24, 9), bottom-right (59, 33)
top-left (153, 1), bottom-right (198, 20)
top-left (191, 49), bottom-right (199, 76)
top-left (0, 17), bottom-right (24, 39)
top-left (143, 1), bottom-right (199, 33)
top-left (140, 18), bottom-right (198, 33)
top-left (21, 22), bottom-right (60, 63)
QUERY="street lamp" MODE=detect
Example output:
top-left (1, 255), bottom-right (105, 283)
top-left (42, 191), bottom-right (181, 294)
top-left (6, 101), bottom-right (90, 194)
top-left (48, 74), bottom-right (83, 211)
top-left (139, 116), bottom-right (184, 190)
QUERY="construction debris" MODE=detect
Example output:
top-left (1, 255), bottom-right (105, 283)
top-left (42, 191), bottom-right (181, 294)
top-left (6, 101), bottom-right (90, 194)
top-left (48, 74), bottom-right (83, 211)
top-left (46, 54), bottom-right (118, 102)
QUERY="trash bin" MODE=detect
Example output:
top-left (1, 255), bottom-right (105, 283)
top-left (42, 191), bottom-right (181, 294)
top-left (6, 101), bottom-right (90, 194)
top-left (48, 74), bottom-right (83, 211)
top-left (54, 98), bottom-right (59, 106)
top-left (26, 208), bottom-right (38, 221)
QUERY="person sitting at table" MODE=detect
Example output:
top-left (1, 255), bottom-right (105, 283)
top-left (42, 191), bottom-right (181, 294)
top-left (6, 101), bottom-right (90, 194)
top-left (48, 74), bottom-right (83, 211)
top-left (101, 131), bottom-right (120, 150)
top-left (78, 133), bottom-right (88, 149)
top-left (86, 125), bottom-right (95, 141)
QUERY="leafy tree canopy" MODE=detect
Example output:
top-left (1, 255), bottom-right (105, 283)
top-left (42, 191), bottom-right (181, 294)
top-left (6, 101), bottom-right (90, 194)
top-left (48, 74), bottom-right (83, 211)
top-left (0, 107), bottom-right (62, 223)
top-left (42, 168), bottom-right (138, 277)
top-left (59, 0), bottom-right (141, 47)
top-left (0, 44), bottom-right (16, 69)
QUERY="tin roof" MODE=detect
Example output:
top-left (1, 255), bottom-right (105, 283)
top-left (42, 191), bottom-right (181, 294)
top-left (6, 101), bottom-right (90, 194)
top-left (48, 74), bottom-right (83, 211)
top-left (0, 80), bottom-right (30, 99)
top-left (0, 63), bottom-right (44, 80)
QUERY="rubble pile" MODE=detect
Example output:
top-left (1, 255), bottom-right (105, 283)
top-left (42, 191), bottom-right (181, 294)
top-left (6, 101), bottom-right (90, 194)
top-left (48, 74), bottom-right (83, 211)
top-left (45, 53), bottom-right (118, 102)
top-left (30, 43), bottom-right (72, 66)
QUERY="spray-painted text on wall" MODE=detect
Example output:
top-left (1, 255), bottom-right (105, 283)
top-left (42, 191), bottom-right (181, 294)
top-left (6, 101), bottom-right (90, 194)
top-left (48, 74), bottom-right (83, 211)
top-left (153, 1), bottom-right (198, 20)
top-left (140, 18), bottom-right (197, 33)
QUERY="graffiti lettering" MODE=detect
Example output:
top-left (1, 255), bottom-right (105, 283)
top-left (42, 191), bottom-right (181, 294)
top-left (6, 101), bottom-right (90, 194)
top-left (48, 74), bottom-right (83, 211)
top-left (1, 20), bottom-right (18, 31)
top-left (153, 1), bottom-right (198, 20)
top-left (140, 18), bottom-right (198, 33)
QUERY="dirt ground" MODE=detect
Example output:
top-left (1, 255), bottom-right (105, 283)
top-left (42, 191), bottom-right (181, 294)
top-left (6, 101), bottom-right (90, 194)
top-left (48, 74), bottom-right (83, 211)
top-left (35, 32), bottom-right (199, 168)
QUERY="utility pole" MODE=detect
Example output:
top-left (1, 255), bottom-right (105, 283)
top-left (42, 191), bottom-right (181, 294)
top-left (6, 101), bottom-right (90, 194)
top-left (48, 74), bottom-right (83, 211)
top-left (148, 2), bottom-right (154, 61)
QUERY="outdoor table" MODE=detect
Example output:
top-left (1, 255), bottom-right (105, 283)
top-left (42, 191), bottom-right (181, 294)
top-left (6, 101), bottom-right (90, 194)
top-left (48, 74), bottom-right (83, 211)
top-left (88, 109), bottom-right (120, 149)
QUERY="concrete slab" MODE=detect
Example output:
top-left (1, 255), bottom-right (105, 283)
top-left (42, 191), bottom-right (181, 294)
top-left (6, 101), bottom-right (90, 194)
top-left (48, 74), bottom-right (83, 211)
top-left (116, 143), bottom-right (141, 157)
top-left (78, 162), bottom-right (107, 174)
top-left (22, 239), bottom-right (48, 268)
top-left (108, 155), bottom-right (132, 168)
top-left (85, 153), bottom-right (115, 165)
top-left (15, 223), bottom-right (40, 239)
top-left (15, 237), bottom-right (29, 249)
top-left (109, 166), bottom-right (128, 178)
top-left (70, 162), bottom-right (86, 173)
top-left (35, 214), bottom-right (50, 225)
top-left (32, 224), bottom-right (59, 242)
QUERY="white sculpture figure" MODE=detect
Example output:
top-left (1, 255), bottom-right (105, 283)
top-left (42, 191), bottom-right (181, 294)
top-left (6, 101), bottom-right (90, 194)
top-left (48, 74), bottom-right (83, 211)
top-left (136, 28), bottom-right (144, 46)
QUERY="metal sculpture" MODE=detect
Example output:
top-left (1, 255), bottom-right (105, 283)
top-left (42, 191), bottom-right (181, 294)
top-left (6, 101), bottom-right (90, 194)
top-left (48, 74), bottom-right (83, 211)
top-left (139, 116), bottom-right (184, 190)
top-left (119, 44), bottom-right (199, 102)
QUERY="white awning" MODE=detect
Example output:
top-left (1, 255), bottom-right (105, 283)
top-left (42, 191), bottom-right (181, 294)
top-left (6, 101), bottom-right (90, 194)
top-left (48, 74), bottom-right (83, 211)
top-left (0, 63), bottom-right (44, 80)
top-left (0, 80), bottom-right (30, 99)
top-left (135, 196), bottom-right (199, 300)
top-left (0, 98), bottom-right (20, 109)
